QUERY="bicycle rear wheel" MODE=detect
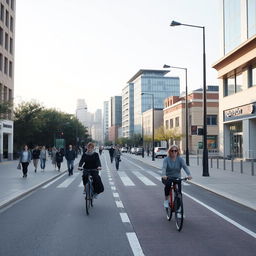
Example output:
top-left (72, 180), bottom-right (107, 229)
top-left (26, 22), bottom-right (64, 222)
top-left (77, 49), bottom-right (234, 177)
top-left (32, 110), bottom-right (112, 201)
top-left (174, 194), bottom-right (184, 231)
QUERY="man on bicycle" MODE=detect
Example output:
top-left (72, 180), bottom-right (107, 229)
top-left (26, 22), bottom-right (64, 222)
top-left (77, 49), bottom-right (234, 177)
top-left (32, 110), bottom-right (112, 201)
top-left (78, 142), bottom-right (104, 197)
top-left (162, 145), bottom-right (192, 208)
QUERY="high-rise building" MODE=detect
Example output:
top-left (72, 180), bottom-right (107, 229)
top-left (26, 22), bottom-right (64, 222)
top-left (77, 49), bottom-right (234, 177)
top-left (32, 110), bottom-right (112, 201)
top-left (0, 0), bottom-right (15, 161)
top-left (122, 83), bottom-right (134, 138)
top-left (91, 109), bottom-right (103, 143)
top-left (213, 0), bottom-right (256, 159)
top-left (126, 69), bottom-right (180, 134)
top-left (102, 101), bottom-right (109, 143)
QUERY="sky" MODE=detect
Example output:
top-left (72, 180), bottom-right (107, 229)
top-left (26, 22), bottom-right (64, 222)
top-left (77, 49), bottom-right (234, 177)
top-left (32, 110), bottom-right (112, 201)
top-left (14, 0), bottom-right (221, 114)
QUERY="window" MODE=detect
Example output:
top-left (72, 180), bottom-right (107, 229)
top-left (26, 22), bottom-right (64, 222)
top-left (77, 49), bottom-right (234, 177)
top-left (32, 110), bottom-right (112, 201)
top-left (248, 0), bottom-right (256, 38)
top-left (8, 61), bottom-right (12, 77)
top-left (224, 72), bottom-right (243, 96)
top-left (6, 0), bottom-right (9, 5)
top-left (4, 57), bottom-right (8, 74)
top-left (0, 27), bottom-right (3, 45)
top-left (248, 65), bottom-right (256, 87)
top-left (170, 119), bottom-right (173, 128)
top-left (165, 120), bottom-right (169, 129)
top-left (10, 16), bottom-right (13, 32)
top-left (9, 37), bottom-right (12, 54)
top-left (4, 32), bottom-right (8, 50)
top-left (5, 10), bottom-right (8, 28)
top-left (11, 0), bottom-right (14, 10)
top-left (207, 115), bottom-right (217, 125)
top-left (0, 4), bottom-right (4, 21)
top-left (0, 54), bottom-right (2, 71)
top-left (175, 117), bottom-right (179, 127)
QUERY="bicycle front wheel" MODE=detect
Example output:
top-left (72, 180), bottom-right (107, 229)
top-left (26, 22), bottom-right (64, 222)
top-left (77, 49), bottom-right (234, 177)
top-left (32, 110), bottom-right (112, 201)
top-left (85, 183), bottom-right (91, 215)
top-left (174, 194), bottom-right (184, 231)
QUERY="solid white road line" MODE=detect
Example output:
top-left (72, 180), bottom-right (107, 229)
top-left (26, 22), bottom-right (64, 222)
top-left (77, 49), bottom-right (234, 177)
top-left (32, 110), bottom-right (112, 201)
top-left (115, 201), bottom-right (124, 208)
top-left (120, 213), bottom-right (130, 223)
top-left (113, 192), bottom-right (119, 198)
top-left (126, 232), bottom-right (144, 256)
top-left (118, 172), bottom-right (135, 186)
top-left (42, 173), bottom-right (66, 189)
top-left (57, 176), bottom-right (77, 188)
top-left (125, 158), bottom-right (145, 170)
top-left (183, 192), bottom-right (256, 239)
top-left (132, 171), bottom-right (156, 186)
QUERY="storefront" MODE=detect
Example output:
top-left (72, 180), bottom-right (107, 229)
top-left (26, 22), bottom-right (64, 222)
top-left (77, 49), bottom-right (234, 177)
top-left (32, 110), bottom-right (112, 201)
top-left (0, 120), bottom-right (13, 161)
top-left (223, 103), bottom-right (256, 159)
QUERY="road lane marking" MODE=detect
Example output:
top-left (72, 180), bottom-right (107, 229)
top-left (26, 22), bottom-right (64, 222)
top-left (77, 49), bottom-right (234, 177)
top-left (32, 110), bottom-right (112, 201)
top-left (57, 176), bottom-right (77, 188)
top-left (118, 172), bottom-right (135, 186)
top-left (125, 158), bottom-right (145, 170)
top-left (79, 181), bottom-right (83, 187)
top-left (132, 171), bottom-right (156, 186)
top-left (126, 232), bottom-right (144, 256)
top-left (109, 181), bottom-right (114, 185)
top-left (111, 186), bottom-right (116, 190)
top-left (115, 201), bottom-right (124, 208)
top-left (120, 213), bottom-right (130, 223)
top-left (42, 173), bottom-right (66, 188)
top-left (146, 170), bottom-right (161, 181)
top-left (183, 192), bottom-right (256, 239)
top-left (113, 192), bottom-right (119, 198)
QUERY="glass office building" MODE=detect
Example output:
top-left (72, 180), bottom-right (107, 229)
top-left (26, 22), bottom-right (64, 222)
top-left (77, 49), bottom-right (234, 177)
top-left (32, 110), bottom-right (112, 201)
top-left (127, 69), bottom-right (180, 134)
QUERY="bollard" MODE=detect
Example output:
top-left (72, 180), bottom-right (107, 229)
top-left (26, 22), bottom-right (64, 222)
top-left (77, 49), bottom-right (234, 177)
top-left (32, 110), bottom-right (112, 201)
top-left (252, 159), bottom-right (255, 176)
top-left (217, 157), bottom-right (219, 169)
top-left (197, 155), bottom-right (199, 166)
top-left (231, 158), bottom-right (234, 172)
top-left (240, 160), bottom-right (243, 174)
top-left (223, 157), bottom-right (226, 170)
top-left (210, 157), bottom-right (213, 168)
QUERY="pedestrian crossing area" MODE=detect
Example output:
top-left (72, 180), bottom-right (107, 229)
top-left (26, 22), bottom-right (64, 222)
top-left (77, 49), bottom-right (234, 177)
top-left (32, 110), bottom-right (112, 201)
top-left (41, 168), bottom-right (190, 190)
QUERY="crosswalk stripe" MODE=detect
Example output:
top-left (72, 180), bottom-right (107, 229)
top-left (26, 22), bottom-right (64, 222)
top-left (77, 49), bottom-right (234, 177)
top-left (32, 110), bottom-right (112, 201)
top-left (146, 170), bottom-right (161, 181)
top-left (118, 171), bottom-right (135, 186)
top-left (57, 176), bottom-right (77, 188)
top-left (132, 171), bottom-right (156, 186)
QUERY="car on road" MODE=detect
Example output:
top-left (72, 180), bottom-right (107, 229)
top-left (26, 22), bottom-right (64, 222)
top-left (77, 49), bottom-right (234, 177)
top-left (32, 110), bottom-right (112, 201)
top-left (154, 147), bottom-right (167, 158)
top-left (135, 147), bottom-right (143, 155)
top-left (131, 147), bottom-right (136, 154)
top-left (121, 147), bottom-right (128, 153)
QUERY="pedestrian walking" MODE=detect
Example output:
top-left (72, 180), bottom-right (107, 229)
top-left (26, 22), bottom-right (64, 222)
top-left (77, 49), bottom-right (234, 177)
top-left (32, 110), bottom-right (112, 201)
top-left (19, 145), bottom-right (32, 178)
top-left (40, 146), bottom-right (47, 171)
top-left (55, 148), bottom-right (64, 171)
top-left (109, 145), bottom-right (115, 163)
top-left (51, 147), bottom-right (57, 170)
top-left (113, 145), bottom-right (122, 170)
top-left (32, 145), bottom-right (40, 172)
top-left (65, 145), bottom-right (76, 176)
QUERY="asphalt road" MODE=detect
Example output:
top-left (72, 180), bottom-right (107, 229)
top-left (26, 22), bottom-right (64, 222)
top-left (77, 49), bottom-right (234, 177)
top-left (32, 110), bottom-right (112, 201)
top-left (0, 152), bottom-right (255, 256)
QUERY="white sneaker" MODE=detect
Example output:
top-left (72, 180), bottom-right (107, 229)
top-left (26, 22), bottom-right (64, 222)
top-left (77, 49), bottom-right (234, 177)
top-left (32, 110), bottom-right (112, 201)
top-left (164, 200), bottom-right (169, 208)
top-left (176, 213), bottom-right (182, 218)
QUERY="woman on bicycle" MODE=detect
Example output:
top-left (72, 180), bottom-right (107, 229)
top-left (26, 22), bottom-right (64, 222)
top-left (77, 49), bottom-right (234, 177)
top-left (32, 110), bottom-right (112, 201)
top-left (162, 145), bottom-right (192, 208)
top-left (78, 142), bottom-right (104, 197)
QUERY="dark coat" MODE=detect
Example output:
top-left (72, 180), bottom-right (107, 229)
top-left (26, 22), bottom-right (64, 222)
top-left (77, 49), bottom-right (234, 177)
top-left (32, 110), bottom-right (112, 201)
top-left (65, 149), bottom-right (76, 161)
top-left (79, 152), bottom-right (101, 170)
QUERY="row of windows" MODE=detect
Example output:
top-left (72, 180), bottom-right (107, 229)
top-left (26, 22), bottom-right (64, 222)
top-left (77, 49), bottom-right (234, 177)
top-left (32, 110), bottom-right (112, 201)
top-left (0, 27), bottom-right (13, 54)
top-left (224, 65), bottom-right (256, 97)
top-left (0, 84), bottom-right (12, 102)
top-left (0, 53), bottom-right (12, 77)
top-left (5, 0), bottom-right (15, 10)
top-left (0, 3), bottom-right (14, 32)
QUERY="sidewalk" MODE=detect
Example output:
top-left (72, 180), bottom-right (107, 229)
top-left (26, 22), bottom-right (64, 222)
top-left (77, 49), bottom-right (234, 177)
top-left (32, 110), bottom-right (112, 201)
top-left (126, 153), bottom-right (256, 211)
top-left (0, 158), bottom-right (80, 209)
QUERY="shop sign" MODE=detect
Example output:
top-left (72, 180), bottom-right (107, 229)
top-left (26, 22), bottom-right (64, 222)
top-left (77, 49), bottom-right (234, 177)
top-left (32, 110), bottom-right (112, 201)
top-left (224, 103), bottom-right (255, 121)
top-left (3, 123), bottom-right (12, 129)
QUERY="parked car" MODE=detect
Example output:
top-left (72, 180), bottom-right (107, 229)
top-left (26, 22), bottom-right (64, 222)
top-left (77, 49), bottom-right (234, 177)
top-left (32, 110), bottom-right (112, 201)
top-left (131, 147), bottom-right (136, 154)
top-left (121, 147), bottom-right (128, 153)
top-left (135, 147), bottom-right (143, 155)
top-left (154, 147), bottom-right (167, 158)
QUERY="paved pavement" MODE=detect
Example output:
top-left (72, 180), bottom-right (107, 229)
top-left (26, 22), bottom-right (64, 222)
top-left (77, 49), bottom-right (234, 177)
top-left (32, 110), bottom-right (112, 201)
top-left (126, 153), bottom-right (256, 211)
top-left (0, 157), bottom-right (80, 209)
top-left (0, 152), bottom-right (255, 211)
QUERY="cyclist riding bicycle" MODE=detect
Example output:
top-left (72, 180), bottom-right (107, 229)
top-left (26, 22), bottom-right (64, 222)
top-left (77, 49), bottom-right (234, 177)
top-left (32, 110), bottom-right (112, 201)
top-left (78, 142), bottom-right (104, 198)
top-left (162, 145), bottom-right (192, 208)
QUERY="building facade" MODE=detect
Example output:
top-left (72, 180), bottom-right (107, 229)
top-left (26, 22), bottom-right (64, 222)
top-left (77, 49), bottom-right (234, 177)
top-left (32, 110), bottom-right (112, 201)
top-left (213, 0), bottom-right (256, 159)
top-left (163, 86), bottom-right (219, 154)
top-left (122, 83), bottom-right (134, 138)
top-left (127, 69), bottom-right (180, 135)
top-left (0, 0), bottom-right (15, 161)
top-left (102, 101), bottom-right (109, 143)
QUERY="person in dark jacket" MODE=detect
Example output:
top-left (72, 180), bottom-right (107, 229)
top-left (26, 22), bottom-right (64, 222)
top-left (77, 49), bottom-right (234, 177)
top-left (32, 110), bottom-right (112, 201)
top-left (19, 145), bottom-right (32, 178)
top-left (56, 148), bottom-right (64, 171)
top-left (109, 145), bottom-right (115, 163)
top-left (78, 142), bottom-right (104, 197)
top-left (65, 145), bottom-right (76, 175)
top-left (32, 145), bottom-right (40, 172)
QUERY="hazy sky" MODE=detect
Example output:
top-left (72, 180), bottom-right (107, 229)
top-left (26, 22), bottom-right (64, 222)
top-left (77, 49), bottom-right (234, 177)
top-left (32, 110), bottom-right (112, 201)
top-left (14, 0), bottom-right (221, 114)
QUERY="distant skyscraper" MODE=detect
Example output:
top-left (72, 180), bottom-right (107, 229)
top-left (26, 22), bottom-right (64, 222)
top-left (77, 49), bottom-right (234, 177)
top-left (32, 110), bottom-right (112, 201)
top-left (103, 101), bottom-right (109, 142)
top-left (91, 109), bottom-right (103, 143)
top-left (109, 96), bottom-right (122, 142)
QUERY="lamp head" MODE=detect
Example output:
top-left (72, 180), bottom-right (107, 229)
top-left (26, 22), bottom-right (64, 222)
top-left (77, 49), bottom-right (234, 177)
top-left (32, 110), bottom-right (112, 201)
top-left (170, 20), bottom-right (182, 26)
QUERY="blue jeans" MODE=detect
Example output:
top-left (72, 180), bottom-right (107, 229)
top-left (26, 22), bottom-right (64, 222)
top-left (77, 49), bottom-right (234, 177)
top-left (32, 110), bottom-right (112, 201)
top-left (67, 160), bottom-right (74, 175)
top-left (40, 158), bottom-right (46, 169)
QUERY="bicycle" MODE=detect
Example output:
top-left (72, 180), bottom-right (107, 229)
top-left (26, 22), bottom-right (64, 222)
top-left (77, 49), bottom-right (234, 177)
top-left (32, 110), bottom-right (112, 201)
top-left (165, 177), bottom-right (188, 231)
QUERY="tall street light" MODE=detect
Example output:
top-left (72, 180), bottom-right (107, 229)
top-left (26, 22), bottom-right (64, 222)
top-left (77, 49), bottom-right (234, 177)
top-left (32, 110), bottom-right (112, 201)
top-left (170, 20), bottom-right (209, 176)
top-left (163, 64), bottom-right (189, 166)
top-left (141, 92), bottom-right (155, 161)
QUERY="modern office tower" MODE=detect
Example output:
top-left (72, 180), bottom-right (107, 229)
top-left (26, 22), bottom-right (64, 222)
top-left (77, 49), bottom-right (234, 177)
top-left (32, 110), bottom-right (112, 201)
top-left (102, 101), bottom-right (109, 143)
top-left (213, 0), bottom-right (256, 159)
top-left (0, 0), bottom-right (15, 161)
top-left (127, 69), bottom-right (180, 134)
top-left (108, 96), bottom-right (122, 143)
top-left (122, 83), bottom-right (134, 138)
top-left (91, 109), bottom-right (103, 144)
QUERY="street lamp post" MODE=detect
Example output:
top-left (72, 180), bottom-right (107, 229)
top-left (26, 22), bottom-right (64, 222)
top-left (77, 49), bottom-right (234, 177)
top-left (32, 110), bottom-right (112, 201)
top-left (163, 64), bottom-right (189, 166)
top-left (170, 20), bottom-right (209, 176)
top-left (141, 92), bottom-right (155, 161)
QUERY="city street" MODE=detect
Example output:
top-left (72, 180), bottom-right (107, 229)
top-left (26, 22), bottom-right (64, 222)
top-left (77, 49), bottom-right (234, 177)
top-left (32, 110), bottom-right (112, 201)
top-left (0, 152), bottom-right (255, 256)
